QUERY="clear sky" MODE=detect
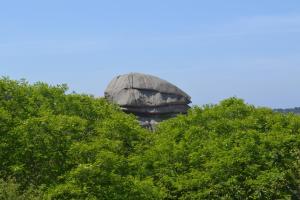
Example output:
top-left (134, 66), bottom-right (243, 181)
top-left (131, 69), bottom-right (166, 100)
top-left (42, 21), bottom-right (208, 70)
top-left (1, 0), bottom-right (300, 108)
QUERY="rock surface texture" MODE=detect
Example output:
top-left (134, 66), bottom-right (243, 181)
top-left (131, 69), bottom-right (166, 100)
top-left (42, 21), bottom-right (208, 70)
top-left (105, 73), bottom-right (191, 130)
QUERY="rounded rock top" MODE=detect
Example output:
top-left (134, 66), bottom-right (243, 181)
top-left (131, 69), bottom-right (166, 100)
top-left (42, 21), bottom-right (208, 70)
top-left (105, 73), bottom-right (191, 99)
top-left (105, 73), bottom-right (191, 115)
top-left (104, 73), bottom-right (191, 110)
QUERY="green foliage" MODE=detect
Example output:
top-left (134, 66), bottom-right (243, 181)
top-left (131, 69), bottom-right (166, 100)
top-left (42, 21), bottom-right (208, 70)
top-left (0, 77), bottom-right (300, 199)
top-left (0, 178), bottom-right (43, 200)
top-left (47, 112), bottom-right (162, 199)
top-left (137, 98), bottom-right (300, 199)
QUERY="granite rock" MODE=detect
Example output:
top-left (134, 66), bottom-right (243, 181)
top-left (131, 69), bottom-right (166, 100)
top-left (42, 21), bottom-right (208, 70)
top-left (104, 73), bottom-right (191, 129)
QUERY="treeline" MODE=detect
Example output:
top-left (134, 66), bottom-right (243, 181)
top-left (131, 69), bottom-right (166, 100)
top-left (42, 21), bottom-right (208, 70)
top-left (275, 107), bottom-right (300, 115)
top-left (0, 77), bottom-right (300, 199)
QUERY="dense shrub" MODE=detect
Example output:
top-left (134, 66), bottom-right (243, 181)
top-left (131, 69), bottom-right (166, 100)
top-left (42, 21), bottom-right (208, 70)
top-left (0, 77), bottom-right (299, 199)
top-left (0, 178), bottom-right (43, 200)
top-left (136, 98), bottom-right (300, 199)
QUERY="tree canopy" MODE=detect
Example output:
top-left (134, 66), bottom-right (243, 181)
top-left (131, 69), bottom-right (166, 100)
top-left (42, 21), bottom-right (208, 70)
top-left (0, 77), bottom-right (299, 199)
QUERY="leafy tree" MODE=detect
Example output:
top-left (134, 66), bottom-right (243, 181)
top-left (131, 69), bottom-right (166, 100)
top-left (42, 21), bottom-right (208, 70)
top-left (1, 77), bottom-right (300, 199)
top-left (0, 178), bottom-right (43, 200)
top-left (136, 98), bottom-right (300, 199)
top-left (47, 111), bottom-right (162, 199)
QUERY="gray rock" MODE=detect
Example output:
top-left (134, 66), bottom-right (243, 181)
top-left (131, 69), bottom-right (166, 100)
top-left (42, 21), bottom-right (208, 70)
top-left (104, 73), bottom-right (191, 129)
top-left (105, 73), bottom-right (191, 106)
top-left (106, 88), bottom-right (189, 107)
top-left (122, 104), bottom-right (190, 115)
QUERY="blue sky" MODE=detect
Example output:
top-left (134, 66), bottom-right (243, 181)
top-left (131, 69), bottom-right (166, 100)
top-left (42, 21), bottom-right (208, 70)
top-left (1, 0), bottom-right (300, 108)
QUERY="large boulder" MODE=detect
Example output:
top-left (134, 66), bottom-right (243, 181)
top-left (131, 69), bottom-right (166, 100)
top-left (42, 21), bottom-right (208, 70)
top-left (104, 73), bottom-right (191, 129)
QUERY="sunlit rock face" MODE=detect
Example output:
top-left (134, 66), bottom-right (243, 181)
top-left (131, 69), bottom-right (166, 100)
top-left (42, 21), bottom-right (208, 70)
top-left (104, 73), bottom-right (191, 130)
